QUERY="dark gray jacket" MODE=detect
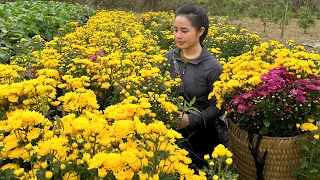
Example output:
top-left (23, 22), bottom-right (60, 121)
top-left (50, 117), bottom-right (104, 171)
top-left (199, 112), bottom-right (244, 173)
top-left (164, 47), bottom-right (223, 129)
top-left (164, 47), bottom-right (223, 164)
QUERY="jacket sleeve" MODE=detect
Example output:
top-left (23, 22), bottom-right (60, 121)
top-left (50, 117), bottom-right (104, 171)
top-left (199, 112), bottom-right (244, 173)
top-left (187, 62), bottom-right (223, 128)
top-left (163, 51), bottom-right (170, 59)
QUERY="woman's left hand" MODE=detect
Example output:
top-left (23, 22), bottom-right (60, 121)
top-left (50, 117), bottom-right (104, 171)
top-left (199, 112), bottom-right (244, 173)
top-left (177, 111), bottom-right (189, 129)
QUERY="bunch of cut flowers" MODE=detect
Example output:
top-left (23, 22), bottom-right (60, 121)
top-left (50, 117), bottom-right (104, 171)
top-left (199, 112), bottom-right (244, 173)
top-left (226, 66), bottom-right (320, 137)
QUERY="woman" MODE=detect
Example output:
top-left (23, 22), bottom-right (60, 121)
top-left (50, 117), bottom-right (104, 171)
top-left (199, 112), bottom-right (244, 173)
top-left (164, 3), bottom-right (224, 168)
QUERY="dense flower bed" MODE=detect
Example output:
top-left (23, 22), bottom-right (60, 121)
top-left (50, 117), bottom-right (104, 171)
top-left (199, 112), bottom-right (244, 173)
top-left (140, 12), bottom-right (261, 62)
top-left (0, 10), bottom-right (240, 179)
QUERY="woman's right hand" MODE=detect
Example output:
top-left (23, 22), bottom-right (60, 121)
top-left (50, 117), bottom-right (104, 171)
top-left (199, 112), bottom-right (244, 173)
top-left (177, 111), bottom-right (189, 130)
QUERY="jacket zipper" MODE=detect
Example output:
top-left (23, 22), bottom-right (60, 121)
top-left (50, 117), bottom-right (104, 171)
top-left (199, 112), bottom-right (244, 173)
top-left (182, 63), bottom-right (186, 76)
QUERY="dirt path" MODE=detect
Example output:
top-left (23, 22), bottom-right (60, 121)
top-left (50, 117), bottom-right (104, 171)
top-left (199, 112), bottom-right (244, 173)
top-left (228, 17), bottom-right (320, 52)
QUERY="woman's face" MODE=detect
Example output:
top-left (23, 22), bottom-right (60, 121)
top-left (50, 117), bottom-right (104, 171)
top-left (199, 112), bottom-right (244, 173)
top-left (173, 15), bottom-right (203, 50)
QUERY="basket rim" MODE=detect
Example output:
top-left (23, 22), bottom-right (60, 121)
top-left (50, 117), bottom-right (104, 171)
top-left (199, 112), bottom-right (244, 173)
top-left (228, 119), bottom-right (309, 140)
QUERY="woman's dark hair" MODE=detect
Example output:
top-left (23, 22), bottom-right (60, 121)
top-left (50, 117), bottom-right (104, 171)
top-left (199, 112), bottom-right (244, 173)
top-left (175, 3), bottom-right (209, 44)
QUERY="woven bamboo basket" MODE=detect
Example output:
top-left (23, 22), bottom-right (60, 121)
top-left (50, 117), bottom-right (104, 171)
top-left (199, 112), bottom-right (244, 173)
top-left (228, 119), bottom-right (310, 180)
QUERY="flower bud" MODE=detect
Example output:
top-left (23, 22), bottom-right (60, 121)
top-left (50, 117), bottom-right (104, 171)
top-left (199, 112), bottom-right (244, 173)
top-left (41, 161), bottom-right (48, 169)
top-left (226, 158), bottom-right (233, 165)
top-left (45, 171), bottom-right (53, 179)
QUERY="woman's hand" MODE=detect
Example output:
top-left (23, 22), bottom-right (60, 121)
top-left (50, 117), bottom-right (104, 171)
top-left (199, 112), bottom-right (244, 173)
top-left (177, 111), bottom-right (189, 129)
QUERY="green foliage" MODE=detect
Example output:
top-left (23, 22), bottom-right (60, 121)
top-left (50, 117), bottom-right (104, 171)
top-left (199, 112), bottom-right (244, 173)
top-left (291, 132), bottom-right (320, 180)
top-left (0, 0), bottom-right (96, 63)
top-left (298, 6), bottom-right (317, 34)
top-left (247, 2), bottom-right (274, 32)
top-left (226, 0), bottom-right (252, 20)
top-left (272, 2), bottom-right (284, 24)
top-left (178, 96), bottom-right (201, 115)
top-left (272, 0), bottom-right (293, 26)
top-left (247, 5), bottom-right (259, 19)
top-left (27, 0), bottom-right (320, 20)
top-left (248, 0), bottom-right (292, 32)
top-left (0, 168), bottom-right (15, 180)
top-left (259, 9), bottom-right (273, 25)
top-left (77, 0), bottom-right (184, 12)
top-left (8, 35), bottom-right (46, 75)
top-left (246, 0), bottom-right (293, 35)
top-left (190, 0), bottom-right (252, 20)
top-left (0, 47), bottom-right (11, 64)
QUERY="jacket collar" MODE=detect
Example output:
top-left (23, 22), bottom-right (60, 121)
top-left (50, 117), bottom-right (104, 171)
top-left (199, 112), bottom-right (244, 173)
top-left (172, 46), bottom-right (212, 64)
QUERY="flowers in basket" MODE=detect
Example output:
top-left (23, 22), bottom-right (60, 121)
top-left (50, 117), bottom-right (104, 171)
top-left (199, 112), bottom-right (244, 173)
top-left (209, 40), bottom-right (320, 179)
top-left (226, 66), bottom-right (320, 137)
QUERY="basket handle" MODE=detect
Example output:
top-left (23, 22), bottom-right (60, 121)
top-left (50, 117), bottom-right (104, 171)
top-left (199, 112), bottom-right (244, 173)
top-left (248, 132), bottom-right (268, 180)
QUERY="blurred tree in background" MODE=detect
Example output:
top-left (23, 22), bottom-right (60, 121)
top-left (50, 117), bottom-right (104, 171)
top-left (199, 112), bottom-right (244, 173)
top-left (298, 6), bottom-right (317, 33)
top-left (1, 0), bottom-right (319, 19)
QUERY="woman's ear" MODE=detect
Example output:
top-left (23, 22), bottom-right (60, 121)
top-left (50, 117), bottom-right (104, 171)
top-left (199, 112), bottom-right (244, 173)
top-left (198, 27), bottom-right (205, 36)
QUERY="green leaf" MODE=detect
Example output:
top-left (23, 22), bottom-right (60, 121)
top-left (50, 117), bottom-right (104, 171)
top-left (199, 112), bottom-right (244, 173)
top-left (263, 119), bottom-right (270, 127)
top-left (44, 29), bottom-right (53, 41)
top-left (31, 27), bottom-right (40, 35)
top-left (0, 39), bottom-right (12, 48)
top-left (188, 107), bottom-right (201, 113)
top-left (200, 167), bottom-right (209, 173)
top-left (186, 109), bottom-right (201, 114)
top-left (301, 143), bottom-right (310, 151)
top-left (225, 171), bottom-right (239, 180)
top-left (106, 171), bottom-right (116, 179)
top-left (142, 166), bottom-right (153, 174)
top-left (0, 28), bottom-right (8, 35)
top-left (189, 96), bottom-right (197, 106)
top-left (158, 173), bottom-right (178, 180)
top-left (54, 115), bottom-right (65, 133)
top-left (0, 168), bottom-right (15, 180)
top-left (21, 15), bottom-right (33, 24)
top-left (132, 174), bottom-right (140, 180)
top-left (300, 157), bottom-right (309, 168)
top-left (0, 49), bottom-right (9, 58)
top-left (0, 130), bottom-right (7, 134)
top-left (52, 163), bottom-right (60, 173)
top-left (156, 151), bottom-right (170, 160)
top-left (260, 127), bottom-right (268, 135)
top-left (10, 27), bottom-right (25, 37)
top-left (310, 168), bottom-right (318, 173)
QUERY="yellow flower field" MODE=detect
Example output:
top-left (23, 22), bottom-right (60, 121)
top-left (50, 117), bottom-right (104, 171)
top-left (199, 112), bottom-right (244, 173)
top-left (2, 8), bottom-right (318, 180)
top-left (0, 10), bottom-right (202, 179)
top-left (0, 9), bottom-right (243, 179)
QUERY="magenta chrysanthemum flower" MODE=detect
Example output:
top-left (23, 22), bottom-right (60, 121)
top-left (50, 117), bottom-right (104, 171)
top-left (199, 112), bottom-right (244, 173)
top-left (228, 66), bottom-right (320, 137)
